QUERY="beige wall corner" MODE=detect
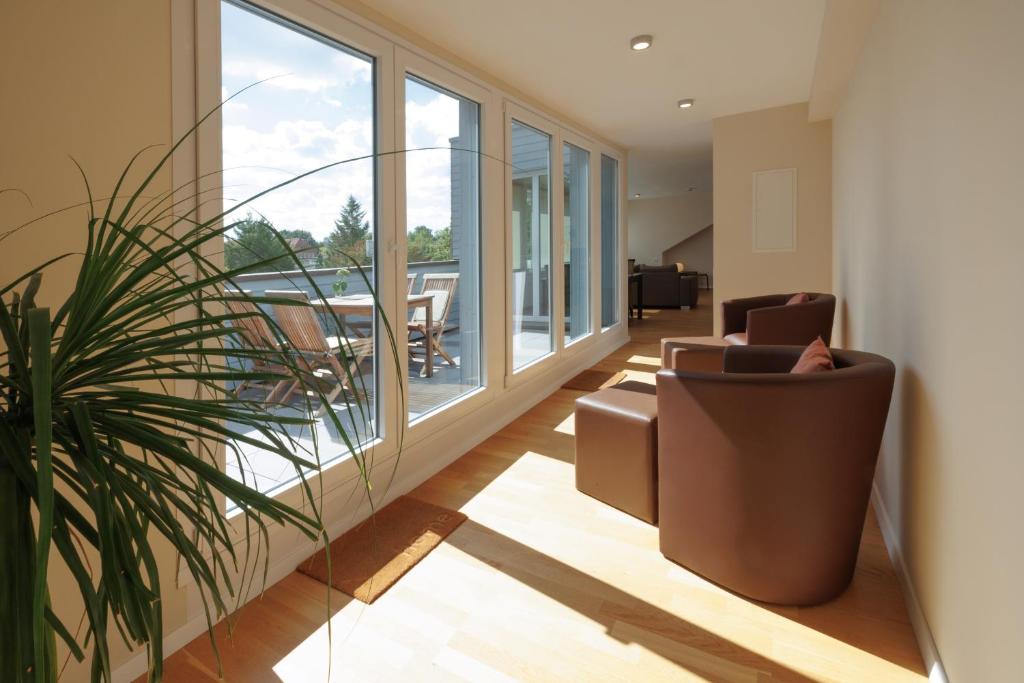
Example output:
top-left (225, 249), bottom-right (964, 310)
top-left (832, 0), bottom-right (1024, 679)
top-left (807, 0), bottom-right (881, 122)
top-left (627, 192), bottom-right (712, 267)
top-left (663, 224), bottom-right (713, 285)
top-left (711, 103), bottom-right (831, 334)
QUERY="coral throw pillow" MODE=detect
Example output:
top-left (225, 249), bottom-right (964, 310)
top-left (787, 292), bottom-right (811, 305)
top-left (791, 337), bottom-right (834, 374)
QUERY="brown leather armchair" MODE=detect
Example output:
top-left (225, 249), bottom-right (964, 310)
top-left (655, 345), bottom-right (895, 605)
top-left (721, 292), bottom-right (835, 346)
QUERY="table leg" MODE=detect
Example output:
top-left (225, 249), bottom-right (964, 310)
top-left (637, 277), bottom-right (644, 321)
top-left (425, 299), bottom-right (433, 378)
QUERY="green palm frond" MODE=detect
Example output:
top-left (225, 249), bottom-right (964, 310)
top-left (0, 121), bottom-right (402, 681)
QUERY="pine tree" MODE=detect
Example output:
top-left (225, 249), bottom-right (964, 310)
top-left (322, 195), bottom-right (372, 266)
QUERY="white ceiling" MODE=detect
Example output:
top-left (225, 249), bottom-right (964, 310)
top-left (365, 0), bottom-right (826, 198)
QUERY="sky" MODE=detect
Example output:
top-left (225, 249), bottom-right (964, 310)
top-left (221, 1), bottom-right (468, 240)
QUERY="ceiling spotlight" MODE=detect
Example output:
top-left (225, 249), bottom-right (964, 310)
top-left (677, 98), bottom-right (695, 109)
top-left (634, 193), bottom-right (641, 198)
top-left (630, 35), bottom-right (653, 51)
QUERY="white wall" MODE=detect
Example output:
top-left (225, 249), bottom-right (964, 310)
top-left (832, 0), bottom-right (1024, 680)
top-left (627, 191), bottom-right (712, 266)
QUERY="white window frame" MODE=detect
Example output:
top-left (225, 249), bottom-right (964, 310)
top-left (171, 0), bottom-right (630, 596)
top-left (394, 47), bottom-right (503, 442)
top-left (504, 103), bottom-right (612, 387)
top-left (597, 149), bottom-right (627, 333)
top-left (197, 0), bottom-right (399, 520)
top-left (560, 129), bottom-right (598, 350)
top-left (504, 103), bottom-right (558, 384)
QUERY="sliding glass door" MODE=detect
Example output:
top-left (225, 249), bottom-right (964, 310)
top-left (600, 154), bottom-right (620, 328)
top-left (563, 142), bottom-right (591, 343)
top-left (404, 75), bottom-right (482, 420)
top-left (220, 0), bottom-right (377, 497)
top-left (510, 120), bottom-right (553, 370)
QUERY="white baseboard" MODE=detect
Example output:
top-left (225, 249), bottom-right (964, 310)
top-left (871, 483), bottom-right (949, 683)
top-left (113, 332), bottom-right (627, 682)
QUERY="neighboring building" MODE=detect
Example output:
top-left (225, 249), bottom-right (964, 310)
top-left (286, 237), bottom-right (319, 268)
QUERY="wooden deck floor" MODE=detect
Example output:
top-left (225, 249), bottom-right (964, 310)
top-left (158, 293), bottom-right (926, 682)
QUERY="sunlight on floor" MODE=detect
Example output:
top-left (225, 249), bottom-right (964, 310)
top-left (269, 497), bottom-right (927, 683)
top-left (553, 412), bottom-right (575, 435)
top-left (164, 305), bottom-right (926, 683)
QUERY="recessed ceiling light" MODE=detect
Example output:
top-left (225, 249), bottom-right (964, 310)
top-left (634, 193), bottom-right (641, 198)
top-left (677, 98), bottom-right (695, 109)
top-left (630, 35), bottom-right (653, 51)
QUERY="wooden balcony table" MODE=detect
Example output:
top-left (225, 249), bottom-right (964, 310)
top-left (314, 293), bottom-right (434, 377)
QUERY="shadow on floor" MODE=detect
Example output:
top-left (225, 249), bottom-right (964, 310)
top-left (447, 518), bottom-right (818, 682)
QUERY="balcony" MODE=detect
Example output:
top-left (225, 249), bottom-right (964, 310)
top-left (224, 261), bottom-right (548, 498)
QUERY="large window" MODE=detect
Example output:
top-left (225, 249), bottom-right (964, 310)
top-left (563, 142), bottom-right (590, 343)
top-left (600, 154), bottom-right (620, 328)
top-left (404, 75), bottom-right (482, 420)
top-left (510, 120), bottom-right (553, 369)
top-left (220, 0), bottom-right (377, 495)
top-left (203, 0), bottom-right (626, 512)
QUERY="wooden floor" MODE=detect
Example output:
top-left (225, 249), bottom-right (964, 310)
top-left (159, 292), bottom-right (926, 682)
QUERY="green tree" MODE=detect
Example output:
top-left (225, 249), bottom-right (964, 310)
top-left (322, 195), bottom-right (371, 266)
top-left (406, 225), bottom-right (452, 263)
top-left (224, 214), bottom-right (292, 272)
top-left (279, 228), bottom-right (317, 243)
top-left (430, 225), bottom-right (452, 261)
top-left (406, 225), bottom-right (435, 263)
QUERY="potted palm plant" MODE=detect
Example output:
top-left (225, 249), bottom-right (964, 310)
top-left (0, 124), bottom-right (398, 681)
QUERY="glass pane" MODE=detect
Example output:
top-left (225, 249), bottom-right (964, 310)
top-left (563, 142), bottom-right (590, 343)
top-left (220, 1), bottom-right (377, 501)
top-left (404, 76), bottom-right (482, 421)
top-left (510, 120), bottom-right (553, 370)
top-left (600, 155), bottom-right (619, 328)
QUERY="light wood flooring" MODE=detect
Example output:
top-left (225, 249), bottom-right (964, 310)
top-left (157, 292), bottom-right (926, 682)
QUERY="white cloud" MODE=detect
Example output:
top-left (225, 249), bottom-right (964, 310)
top-left (223, 55), bottom-right (370, 94)
top-left (403, 93), bottom-right (463, 231)
top-left (405, 95), bottom-right (459, 147)
top-left (220, 87), bottom-right (469, 240)
top-left (222, 118), bottom-right (375, 238)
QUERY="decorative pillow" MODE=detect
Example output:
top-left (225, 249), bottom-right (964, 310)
top-left (675, 262), bottom-right (686, 272)
top-left (787, 292), bottom-right (811, 305)
top-left (791, 336), bottom-right (834, 374)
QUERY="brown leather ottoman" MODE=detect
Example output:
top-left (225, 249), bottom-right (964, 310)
top-left (660, 336), bottom-right (728, 371)
top-left (574, 381), bottom-right (658, 523)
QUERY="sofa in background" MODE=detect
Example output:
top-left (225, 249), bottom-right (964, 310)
top-left (634, 264), bottom-right (699, 308)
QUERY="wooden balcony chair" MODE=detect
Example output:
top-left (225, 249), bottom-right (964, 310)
top-left (265, 289), bottom-right (373, 409)
top-left (224, 289), bottom-right (290, 401)
top-left (408, 273), bottom-right (459, 375)
top-left (407, 272), bottom-right (417, 294)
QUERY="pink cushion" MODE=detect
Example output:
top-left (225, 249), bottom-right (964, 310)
top-left (723, 332), bottom-right (748, 346)
top-left (791, 337), bottom-right (834, 374)
top-left (787, 292), bottom-right (811, 305)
